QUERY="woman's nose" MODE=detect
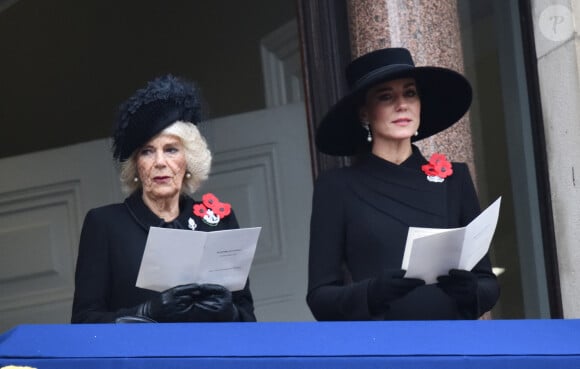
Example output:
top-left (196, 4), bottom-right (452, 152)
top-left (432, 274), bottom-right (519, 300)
top-left (395, 96), bottom-right (408, 110)
top-left (153, 151), bottom-right (166, 166)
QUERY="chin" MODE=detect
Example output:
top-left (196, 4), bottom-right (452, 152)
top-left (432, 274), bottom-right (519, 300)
top-left (386, 134), bottom-right (414, 142)
top-left (146, 188), bottom-right (180, 199)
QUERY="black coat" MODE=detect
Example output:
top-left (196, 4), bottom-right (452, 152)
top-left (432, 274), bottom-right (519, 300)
top-left (71, 191), bottom-right (256, 323)
top-left (307, 146), bottom-right (500, 320)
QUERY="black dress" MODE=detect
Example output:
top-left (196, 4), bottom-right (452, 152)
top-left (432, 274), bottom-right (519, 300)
top-left (71, 190), bottom-right (256, 323)
top-left (307, 146), bottom-right (499, 320)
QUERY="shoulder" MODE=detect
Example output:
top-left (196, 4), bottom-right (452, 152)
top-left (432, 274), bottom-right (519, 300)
top-left (449, 162), bottom-right (480, 221)
top-left (449, 161), bottom-right (470, 178)
top-left (440, 161), bottom-right (473, 193)
top-left (451, 161), bottom-right (469, 172)
top-left (311, 167), bottom-right (358, 207)
top-left (314, 167), bottom-right (355, 188)
top-left (79, 202), bottom-right (134, 239)
top-left (449, 162), bottom-right (474, 184)
top-left (84, 202), bottom-right (126, 220)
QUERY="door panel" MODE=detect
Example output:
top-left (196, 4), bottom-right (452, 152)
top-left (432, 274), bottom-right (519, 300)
top-left (0, 140), bottom-right (123, 332)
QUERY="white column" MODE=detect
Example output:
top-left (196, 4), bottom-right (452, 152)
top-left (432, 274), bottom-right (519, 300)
top-left (531, 0), bottom-right (580, 318)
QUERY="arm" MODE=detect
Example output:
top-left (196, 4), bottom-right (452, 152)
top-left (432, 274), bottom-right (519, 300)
top-left (306, 172), bottom-right (376, 320)
top-left (232, 279), bottom-right (257, 321)
top-left (71, 209), bottom-right (140, 323)
top-left (71, 209), bottom-right (188, 323)
top-left (442, 164), bottom-right (500, 318)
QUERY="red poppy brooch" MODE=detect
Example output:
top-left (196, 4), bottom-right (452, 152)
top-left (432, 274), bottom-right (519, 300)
top-left (421, 153), bottom-right (453, 183)
top-left (190, 193), bottom-right (232, 227)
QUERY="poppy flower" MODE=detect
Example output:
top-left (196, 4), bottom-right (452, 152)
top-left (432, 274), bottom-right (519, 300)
top-left (421, 164), bottom-right (439, 176)
top-left (193, 204), bottom-right (208, 217)
top-left (193, 193), bottom-right (232, 225)
top-left (213, 201), bottom-right (231, 218)
top-left (429, 153), bottom-right (448, 166)
top-left (202, 193), bottom-right (219, 208)
top-left (433, 160), bottom-right (453, 178)
top-left (422, 153), bottom-right (453, 181)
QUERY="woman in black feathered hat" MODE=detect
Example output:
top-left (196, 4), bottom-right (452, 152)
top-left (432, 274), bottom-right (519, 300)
top-left (71, 75), bottom-right (256, 323)
top-left (307, 48), bottom-right (500, 320)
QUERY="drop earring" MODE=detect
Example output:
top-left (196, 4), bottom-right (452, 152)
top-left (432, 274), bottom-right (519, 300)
top-left (363, 122), bottom-right (372, 142)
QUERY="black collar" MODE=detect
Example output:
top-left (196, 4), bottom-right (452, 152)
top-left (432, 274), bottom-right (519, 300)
top-left (350, 145), bottom-right (449, 227)
top-left (124, 190), bottom-right (196, 231)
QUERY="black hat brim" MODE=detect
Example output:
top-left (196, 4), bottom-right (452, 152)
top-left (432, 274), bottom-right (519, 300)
top-left (316, 66), bottom-right (472, 156)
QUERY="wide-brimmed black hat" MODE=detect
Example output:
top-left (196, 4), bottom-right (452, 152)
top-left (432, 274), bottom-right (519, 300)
top-left (316, 47), bottom-right (472, 156)
top-left (112, 74), bottom-right (203, 161)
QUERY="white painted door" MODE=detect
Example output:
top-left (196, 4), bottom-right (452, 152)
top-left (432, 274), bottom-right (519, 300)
top-left (0, 140), bottom-right (123, 332)
top-left (0, 102), bottom-right (314, 332)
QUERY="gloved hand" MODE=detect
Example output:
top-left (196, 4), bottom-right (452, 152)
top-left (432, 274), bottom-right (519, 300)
top-left (367, 269), bottom-right (425, 315)
top-left (186, 284), bottom-right (238, 322)
top-left (437, 269), bottom-right (479, 318)
top-left (136, 283), bottom-right (201, 322)
top-left (115, 315), bottom-right (157, 323)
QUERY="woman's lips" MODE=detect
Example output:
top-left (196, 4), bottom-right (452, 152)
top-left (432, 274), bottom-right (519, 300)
top-left (153, 176), bottom-right (171, 183)
top-left (392, 118), bottom-right (411, 125)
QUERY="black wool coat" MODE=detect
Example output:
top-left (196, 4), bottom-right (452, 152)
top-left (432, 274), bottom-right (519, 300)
top-left (71, 190), bottom-right (256, 323)
top-left (307, 146), bottom-right (500, 320)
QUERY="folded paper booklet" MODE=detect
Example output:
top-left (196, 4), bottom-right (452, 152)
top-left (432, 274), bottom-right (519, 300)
top-left (401, 197), bottom-right (501, 284)
top-left (136, 227), bottom-right (261, 292)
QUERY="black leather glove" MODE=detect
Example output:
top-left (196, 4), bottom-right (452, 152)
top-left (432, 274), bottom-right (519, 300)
top-left (186, 284), bottom-right (238, 322)
top-left (136, 283), bottom-right (201, 322)
top-left (437, 269), bottom-right (479, 319)
top-left (367, 269), bottom-right (425, 315)
top-left (115, 315), bottom-right (157, 323)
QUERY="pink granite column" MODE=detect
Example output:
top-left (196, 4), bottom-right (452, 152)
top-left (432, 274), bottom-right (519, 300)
top-left (346, 0), bottom-right (475, 178)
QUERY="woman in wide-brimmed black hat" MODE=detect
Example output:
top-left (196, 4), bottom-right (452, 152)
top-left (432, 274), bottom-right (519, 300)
top-left (307, 48), bottom-right (500, 320)
top-left (71, 75), bottom-right (256, 323)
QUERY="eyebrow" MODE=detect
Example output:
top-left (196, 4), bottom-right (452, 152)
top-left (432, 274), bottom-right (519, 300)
top-left (142, 139), bottom-right (181, 149)
top-left (163, 140), bottom-right (180, 146)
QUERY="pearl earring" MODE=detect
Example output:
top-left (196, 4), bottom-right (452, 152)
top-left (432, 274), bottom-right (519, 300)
top-left (185, 172), bottom-right (192, 179)
top-left (133, 176), bottom-right (139, 183)
top-left (414, 131), bottom-right (419, 137)
top-left (363, 122), bottom-right (372, 142)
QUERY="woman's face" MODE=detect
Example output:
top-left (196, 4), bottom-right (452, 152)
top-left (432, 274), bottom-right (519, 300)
top-left (136, 133), bottom-right (187, 201)
top-left (360, 77), bottom-right (421, 144)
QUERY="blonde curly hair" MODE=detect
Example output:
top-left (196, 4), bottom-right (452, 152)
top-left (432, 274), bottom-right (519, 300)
top-left (119, 121), bottom-right (211, 195)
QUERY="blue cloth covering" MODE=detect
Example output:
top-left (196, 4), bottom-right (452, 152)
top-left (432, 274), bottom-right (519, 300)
top-left (1, 320), bottom-right (579, 368)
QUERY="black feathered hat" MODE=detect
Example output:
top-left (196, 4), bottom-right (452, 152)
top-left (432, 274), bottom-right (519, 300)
top-left (112, 74), bottom-right (203, 161)
top-left (316, 47), bottom-right (472, 156)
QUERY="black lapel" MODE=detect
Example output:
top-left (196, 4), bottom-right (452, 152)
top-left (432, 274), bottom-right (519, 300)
top-left (124, 191), bottom-right (197, 231)
top-left (350, 146), bottom-right (449, 228)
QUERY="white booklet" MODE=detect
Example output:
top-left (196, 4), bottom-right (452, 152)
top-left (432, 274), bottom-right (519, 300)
top-left (136, 227), bottom-right (261, 292)
top-left (401, 197), bottom-right (501, 284)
